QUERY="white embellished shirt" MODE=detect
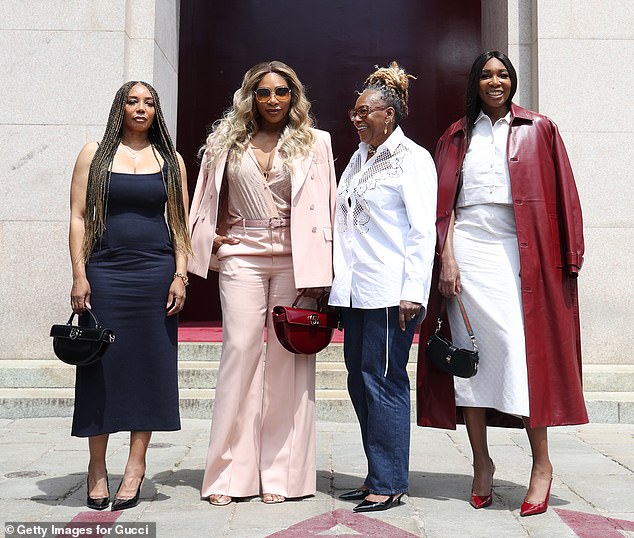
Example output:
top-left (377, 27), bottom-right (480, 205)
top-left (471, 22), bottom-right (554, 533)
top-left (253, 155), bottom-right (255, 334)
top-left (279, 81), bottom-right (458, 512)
top-left (456, 110), bottom-right (512, 207)
top-left (329, 127), bottom-right (437, 312)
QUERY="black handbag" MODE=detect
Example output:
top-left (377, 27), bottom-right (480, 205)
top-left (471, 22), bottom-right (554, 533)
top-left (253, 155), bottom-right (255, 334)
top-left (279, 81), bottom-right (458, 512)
top-left (50, 309), bottom-right (115, 366)
top-left (426, 292), bottom-right (479, 378)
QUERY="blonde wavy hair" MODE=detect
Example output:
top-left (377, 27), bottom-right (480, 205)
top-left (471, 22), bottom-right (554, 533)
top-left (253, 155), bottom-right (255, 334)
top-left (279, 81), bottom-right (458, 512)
top-left (364, 61), bottom-right (416, 126)
top-left (202, 61), bottom-right (315, 171)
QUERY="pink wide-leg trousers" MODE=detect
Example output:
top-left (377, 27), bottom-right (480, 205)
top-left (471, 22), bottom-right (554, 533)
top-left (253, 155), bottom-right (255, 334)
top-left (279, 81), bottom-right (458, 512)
top-left (201, 226), bottom-right (316, 499)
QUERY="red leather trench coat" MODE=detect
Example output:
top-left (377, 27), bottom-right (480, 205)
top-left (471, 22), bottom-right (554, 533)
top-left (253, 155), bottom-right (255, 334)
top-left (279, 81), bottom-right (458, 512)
top-left (416, 103), bottom-right (588, 429)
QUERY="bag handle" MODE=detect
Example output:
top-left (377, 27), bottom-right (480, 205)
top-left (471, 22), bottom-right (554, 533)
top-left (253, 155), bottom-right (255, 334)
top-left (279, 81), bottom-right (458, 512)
top-left (66, 308), bottom-right (102, 329)
top-left (436, 292), bottom-right (478, 352)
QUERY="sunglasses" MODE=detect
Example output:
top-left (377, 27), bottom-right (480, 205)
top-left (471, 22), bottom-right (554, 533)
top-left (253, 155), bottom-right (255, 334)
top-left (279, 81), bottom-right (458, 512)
top-left (254, 87), bottom-right (291, 103)
top-left (348, 105), bottom-right (388, 121)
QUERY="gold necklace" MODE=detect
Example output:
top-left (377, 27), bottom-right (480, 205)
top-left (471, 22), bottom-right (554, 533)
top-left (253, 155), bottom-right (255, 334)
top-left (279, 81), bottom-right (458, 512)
top-left (253, 146), bottom-right (275, 180)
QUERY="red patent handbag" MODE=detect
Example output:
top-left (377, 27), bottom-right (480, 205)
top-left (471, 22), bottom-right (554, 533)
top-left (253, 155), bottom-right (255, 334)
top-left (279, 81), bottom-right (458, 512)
top-left (271, 290), bottom-right (340, 355)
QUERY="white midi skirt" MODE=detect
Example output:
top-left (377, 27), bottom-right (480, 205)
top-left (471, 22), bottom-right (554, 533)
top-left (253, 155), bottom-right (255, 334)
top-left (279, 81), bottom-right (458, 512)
top-left (449, 204), bottom-right (530, 417)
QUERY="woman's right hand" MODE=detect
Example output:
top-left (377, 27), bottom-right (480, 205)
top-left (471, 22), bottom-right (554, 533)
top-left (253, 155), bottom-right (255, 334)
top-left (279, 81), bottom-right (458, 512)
top-left (71, 277), bottom-right (91, 313)
top-left (212, 234), bottom-right (240, 254)
top-left (439, 252), bottom-right (461, 297)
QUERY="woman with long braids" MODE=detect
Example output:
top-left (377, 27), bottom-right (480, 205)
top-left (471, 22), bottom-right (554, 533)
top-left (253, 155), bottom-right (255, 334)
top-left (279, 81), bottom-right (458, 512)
top-left (417, 51), bottom-right (587, 516)
top-left (68, 81), bottom-right (191, 511)
top-left (189, 61), bottom-right (336, 506)
top-left (329, 61), bottom-right (437, 513)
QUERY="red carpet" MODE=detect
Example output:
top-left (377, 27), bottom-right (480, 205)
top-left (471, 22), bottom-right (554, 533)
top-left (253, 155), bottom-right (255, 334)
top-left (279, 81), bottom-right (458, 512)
top-left (178, 322), bottom-right (419, 344)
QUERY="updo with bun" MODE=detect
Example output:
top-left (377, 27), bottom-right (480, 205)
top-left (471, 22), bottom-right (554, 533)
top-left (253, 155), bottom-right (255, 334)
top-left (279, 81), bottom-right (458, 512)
top-left (363, 61), bottom-right (415, 126)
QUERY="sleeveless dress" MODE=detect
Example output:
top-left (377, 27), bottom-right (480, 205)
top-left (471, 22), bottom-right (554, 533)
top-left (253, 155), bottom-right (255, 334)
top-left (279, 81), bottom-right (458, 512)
top-left (71, 167), bottom-right (180, 437)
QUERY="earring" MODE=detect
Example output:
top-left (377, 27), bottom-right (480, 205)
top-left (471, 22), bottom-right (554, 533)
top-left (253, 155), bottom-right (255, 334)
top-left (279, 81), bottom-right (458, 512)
top-left (384, 119), bottom-right (390, 135)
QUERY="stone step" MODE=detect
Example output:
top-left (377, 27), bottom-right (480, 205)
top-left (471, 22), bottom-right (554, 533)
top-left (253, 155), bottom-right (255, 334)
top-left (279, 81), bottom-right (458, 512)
top-left (0, 359), bottom-right (415, 390)
top-left (177, 341), bottom-right (418, 362)
top-left (0, 387), bottom-right (632, 423)
top-left (2, 360), bottom-right (633, 392)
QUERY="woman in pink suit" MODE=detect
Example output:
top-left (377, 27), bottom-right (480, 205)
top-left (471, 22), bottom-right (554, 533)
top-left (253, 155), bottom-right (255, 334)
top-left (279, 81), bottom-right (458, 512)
top-left (188, 61), bottom-right (336, 506)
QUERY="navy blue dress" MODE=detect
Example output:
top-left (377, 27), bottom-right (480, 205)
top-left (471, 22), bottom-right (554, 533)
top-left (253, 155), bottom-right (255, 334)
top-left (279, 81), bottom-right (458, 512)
top-left (71, 168), bottom-right (180, 437)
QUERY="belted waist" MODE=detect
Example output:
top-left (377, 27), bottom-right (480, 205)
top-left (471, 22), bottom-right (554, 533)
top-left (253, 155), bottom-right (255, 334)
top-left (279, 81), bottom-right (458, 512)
top-left (229, 217), bottom-right (290, 229)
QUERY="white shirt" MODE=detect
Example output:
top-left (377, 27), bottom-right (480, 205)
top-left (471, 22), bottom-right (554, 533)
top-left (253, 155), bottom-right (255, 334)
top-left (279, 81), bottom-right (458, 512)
top-left (329, 127), bottom-right (437, 312)
top-left (456, 110), bottom-right (512, 207)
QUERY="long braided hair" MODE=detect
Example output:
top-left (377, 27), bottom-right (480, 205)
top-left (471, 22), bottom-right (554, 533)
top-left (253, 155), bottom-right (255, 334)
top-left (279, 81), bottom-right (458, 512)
top-left (363, 61), bottom-right (415, 127)
top-left (82, 81), bottom-right (191, 261)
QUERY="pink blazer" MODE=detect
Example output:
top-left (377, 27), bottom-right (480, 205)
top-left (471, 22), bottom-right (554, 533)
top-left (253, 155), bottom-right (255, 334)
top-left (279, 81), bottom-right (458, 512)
top-left (188, 128), bottom-right (336, 288)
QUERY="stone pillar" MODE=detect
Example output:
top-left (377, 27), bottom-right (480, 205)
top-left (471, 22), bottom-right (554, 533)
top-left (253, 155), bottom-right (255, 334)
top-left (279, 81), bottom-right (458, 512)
top-left (481, 0), bottom-right (634, 364)
top-left (0, 0), bottom-right (180, 360)
top-left (533, 0), bottom-right (634, 365)
top-left (481, 0), bottom-right (535, 109)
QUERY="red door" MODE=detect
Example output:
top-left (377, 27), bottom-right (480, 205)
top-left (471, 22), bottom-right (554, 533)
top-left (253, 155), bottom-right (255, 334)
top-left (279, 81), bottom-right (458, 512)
top-left (177, 0), bottom-right (481, 322)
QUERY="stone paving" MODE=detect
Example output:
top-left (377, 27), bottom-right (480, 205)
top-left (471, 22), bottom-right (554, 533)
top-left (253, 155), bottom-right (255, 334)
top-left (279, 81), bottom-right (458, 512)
top-left (0, 418), bottom-right (633, 537)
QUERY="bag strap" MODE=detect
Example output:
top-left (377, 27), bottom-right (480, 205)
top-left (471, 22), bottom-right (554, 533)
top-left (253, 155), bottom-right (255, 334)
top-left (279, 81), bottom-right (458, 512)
top-left (435, 292), bottom-right (478, 352)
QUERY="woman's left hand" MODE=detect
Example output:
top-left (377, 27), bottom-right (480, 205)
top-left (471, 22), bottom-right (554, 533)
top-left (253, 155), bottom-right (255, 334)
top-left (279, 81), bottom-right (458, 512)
top-left (399, 300), bottom-right (421, 331)
top-left (299, 287), bottom-right (329, 299)
top-left (166, 279), bottom-right (186, 316)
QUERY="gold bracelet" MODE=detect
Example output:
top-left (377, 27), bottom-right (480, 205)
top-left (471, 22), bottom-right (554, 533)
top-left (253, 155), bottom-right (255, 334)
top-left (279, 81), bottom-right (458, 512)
top-left (173, 271), bottom-right (189, 287)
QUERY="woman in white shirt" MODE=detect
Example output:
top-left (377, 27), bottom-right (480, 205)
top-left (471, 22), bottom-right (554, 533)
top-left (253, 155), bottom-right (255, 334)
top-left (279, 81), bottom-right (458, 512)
top-left (329, 62), bottom-right (437, 513)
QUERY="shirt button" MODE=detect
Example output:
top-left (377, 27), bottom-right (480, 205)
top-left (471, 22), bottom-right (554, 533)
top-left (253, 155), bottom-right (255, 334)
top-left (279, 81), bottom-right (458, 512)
top-left (520, 242), bottom-right (528, 248)
top-left (312, 227), bottom-right (317, 233)
top-left (310, 204), bottom-right (315, 210)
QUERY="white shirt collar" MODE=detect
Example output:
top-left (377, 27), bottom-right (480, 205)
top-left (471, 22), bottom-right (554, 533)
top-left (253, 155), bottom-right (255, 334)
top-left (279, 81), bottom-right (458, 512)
top-left (359, 125), bottom-right (406, 156)
top-left (476, 110), bottom-right (511, 127)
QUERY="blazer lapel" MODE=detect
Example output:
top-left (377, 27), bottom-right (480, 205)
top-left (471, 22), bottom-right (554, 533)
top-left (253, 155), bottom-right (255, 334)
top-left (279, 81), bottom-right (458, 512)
top-left (213, 151), bottom-right (229, 194)
top-left (291, 150), bottom-right (315, 199)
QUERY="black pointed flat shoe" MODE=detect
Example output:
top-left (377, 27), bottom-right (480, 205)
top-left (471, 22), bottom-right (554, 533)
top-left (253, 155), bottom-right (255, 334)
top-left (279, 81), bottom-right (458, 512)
top-left (353, 493), bottom-right (404, 513)
top-left (339, 488), bottom-right (370, 501)
top-left (86, 471), bottom-right (110, 510)
top-left (111, 475), bottom-right (144, 511)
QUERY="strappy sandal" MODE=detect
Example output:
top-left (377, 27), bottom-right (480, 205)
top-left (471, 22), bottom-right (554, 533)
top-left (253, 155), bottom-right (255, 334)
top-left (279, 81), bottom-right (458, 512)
top-left (209, 494), bottom-right (232, 506)
top-left (262, 493), bottom-right (285, 504)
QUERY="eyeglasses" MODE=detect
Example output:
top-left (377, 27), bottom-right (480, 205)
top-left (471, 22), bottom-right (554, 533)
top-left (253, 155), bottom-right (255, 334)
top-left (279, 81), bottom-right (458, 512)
top-left (348, 105), bottom-right (388, 121)
top-left (254, 87), bottom-right (291, 103)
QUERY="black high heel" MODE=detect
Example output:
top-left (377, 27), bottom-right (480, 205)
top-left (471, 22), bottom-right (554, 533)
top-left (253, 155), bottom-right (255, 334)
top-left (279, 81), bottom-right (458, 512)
top-left (86, 471), bottom-right (110, 510)
top-left (339, 488), bottom-right (369, 501)
top-left (353, 493), bottom-right (404, 513)
top-left (111, 475), bottom-right (144, 511)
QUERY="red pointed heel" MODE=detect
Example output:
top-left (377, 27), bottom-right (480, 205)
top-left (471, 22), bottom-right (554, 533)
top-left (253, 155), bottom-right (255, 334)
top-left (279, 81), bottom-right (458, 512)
top-left (470, 459), bottom-right (495, 509)
top-left (520, 478), bottom-right (552, 517)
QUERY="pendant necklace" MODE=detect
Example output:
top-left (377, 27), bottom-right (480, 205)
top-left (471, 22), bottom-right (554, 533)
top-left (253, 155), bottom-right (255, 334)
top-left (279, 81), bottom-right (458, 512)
top-left (121, 143), bottom-right (146, 173)
top-left (255, 147), bottom-right (275, 181)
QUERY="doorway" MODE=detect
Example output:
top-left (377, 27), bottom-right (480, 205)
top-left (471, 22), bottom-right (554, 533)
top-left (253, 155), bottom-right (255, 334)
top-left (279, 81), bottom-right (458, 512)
top-left (177, 0), bottom-right (481, 322)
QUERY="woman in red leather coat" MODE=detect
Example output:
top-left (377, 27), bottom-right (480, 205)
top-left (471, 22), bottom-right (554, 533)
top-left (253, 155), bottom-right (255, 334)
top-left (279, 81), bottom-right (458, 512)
top-left (416, 51), bottom-right (587, 517)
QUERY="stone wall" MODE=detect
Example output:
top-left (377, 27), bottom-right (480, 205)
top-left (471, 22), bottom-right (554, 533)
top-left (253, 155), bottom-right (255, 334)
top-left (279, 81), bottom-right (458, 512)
top-left (0, 0), bottom-right (180, 359)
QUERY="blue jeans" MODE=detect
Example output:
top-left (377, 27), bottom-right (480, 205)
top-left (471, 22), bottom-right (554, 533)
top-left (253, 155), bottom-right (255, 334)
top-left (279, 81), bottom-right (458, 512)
top-left (341, 306), bottom-right (416, 495)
